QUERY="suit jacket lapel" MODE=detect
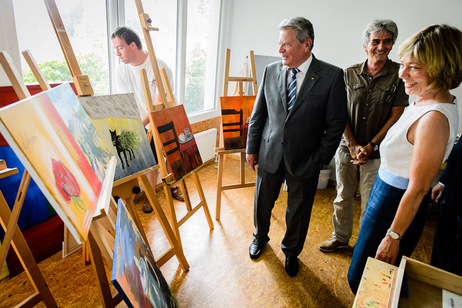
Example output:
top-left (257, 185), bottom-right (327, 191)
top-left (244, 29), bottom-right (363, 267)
top-left (287, 56), bottom-right (320, 118)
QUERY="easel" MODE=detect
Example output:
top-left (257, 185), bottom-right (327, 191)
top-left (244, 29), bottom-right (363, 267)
top-left (134, 0), bottom-right (214, 249)
top-left (23, 46), bottom-right (188, 252)
top-left (39, 0), bottom-right (189, 306)
top-left (0, 51), bottom-right (58, 307)
top-left (215, 49), bottom-right (258, 220)
top-left (1, 49), bottom-right (121, 307)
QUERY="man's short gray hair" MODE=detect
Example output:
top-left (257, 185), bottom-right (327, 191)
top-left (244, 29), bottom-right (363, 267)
top-left (279, 17), bottom-right (315, 50)
top-left (361, 19), bottom-right (398, 46)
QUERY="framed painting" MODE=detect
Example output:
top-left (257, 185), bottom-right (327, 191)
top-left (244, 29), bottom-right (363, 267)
top-left (112, 198), bottom-right (177, 308)
top-left (219, 96), bottom-right (255, 150)
top-left (150, 105), bottom-right (202, 181)
top-left (0, 88), bottom-right (102, 243)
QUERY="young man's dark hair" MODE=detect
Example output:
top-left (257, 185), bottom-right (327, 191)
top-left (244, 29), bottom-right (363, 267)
top-left (111, 26), bottom-right (143, 50)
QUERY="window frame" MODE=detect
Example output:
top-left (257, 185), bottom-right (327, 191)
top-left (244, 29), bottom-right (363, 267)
top-left (107, 0), bottom-right (228, 124)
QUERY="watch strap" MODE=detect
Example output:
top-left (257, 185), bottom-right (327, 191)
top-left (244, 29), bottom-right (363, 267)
top-left (387, 228), bottom-right (403, 240)
top-left (369, 141), bottom-right (378, 151)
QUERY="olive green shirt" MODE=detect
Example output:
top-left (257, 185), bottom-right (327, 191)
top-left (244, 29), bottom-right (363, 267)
top-left (340, 59), bottom-right (408, 159)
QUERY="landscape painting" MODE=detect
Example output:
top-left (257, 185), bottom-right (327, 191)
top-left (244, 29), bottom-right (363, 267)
top-left (78, 93), bottom-right (157, 181)
top-left (219, 96), bottom-right (255, 150)
top-left (46, 83), bottom-right (156, 181)
top-left (111, 199), bottom-right (177, 308)
top-left (0, 89), bottom-right (102, 243)
top-left (150, 105), bottom-right (202, 181)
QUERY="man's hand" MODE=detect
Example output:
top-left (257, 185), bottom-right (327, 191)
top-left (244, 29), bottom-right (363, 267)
top-left (431, 183), bottom-right (444, 203)
top-left (246, 154), bottom-right (258, 172)
top-left (347, 143), bottom-right (361, 161)
top-left (351, 144), bottom-right (373, 165)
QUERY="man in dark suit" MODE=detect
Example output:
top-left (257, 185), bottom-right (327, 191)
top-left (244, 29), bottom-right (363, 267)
top-left (431, 139), bottom-right (462, 276)
top-left (246, 16), bottom-right (347, 277)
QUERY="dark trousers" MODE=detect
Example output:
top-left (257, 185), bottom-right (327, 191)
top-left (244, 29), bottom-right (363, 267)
top-left (253, 159), bottom-right (319, 257)
top-left (431, 203), bottom-right (462, 276)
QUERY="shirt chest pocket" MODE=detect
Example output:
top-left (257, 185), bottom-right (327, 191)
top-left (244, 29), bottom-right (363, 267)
top-left (347, 83), bottom-right (367, 107)
top-left (376, 83), bottom-right (398, 105)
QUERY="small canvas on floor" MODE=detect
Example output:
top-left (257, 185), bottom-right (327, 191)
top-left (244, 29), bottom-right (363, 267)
top-left (220, 96), bottom-right (255, 150)
top-left (111, 198), bottom-right (177, 308)
top-left (0, 87), bottom-right (102, 243)
top-left (150, 104), bottom-right (202, 181)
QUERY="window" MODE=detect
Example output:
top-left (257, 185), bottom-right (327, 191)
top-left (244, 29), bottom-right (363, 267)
top-left (183, 0), bottom-right (221, 114)
top-left (12, 0), bottom-right (223, 117)
top-left (13, 0), bottom-right (110, 95)
top-left (122, 0), bottom-right (177, 76)
top-left (122, 0), bottom-right (222, 116)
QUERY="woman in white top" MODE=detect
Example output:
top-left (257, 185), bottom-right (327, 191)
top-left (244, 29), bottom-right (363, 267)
top-left (348, 24), bottom-right (462, 294)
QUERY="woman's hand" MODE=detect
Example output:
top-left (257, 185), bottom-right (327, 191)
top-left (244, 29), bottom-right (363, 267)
top-left (375, 235), bottom-right (400, 265)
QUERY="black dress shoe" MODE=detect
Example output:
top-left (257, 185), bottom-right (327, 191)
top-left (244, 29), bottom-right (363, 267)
top-left (249, 239), bottom-right (266, 259)
top-left (285, 256), bottom-right (299, 277)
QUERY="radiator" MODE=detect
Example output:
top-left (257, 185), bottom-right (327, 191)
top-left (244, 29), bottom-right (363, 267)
top-left (195, 128), bottom-right (217, 163)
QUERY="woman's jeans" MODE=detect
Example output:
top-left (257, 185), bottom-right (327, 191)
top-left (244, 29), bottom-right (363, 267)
top-left (347, 174), bottom-right (429, 294)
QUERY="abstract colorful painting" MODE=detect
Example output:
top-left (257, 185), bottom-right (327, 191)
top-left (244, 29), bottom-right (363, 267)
top-left (48, 84), bottom-right (156, 181)
top-left (0, 88), bottom-right (102, 243)
top-left (112, 199), bottom-right (177, 308)
top-left (150, 105), bottom-right (202, 181)
top-left (219, 96), bottom-right (255, 150)
top-left (46, 83), bottom-right (109, 182)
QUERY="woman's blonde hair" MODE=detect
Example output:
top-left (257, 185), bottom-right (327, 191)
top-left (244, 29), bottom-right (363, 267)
top-left (398, 24), bottom-right (462, 91)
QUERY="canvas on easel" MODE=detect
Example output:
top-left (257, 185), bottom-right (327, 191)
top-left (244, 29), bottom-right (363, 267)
top-left (133, 0), bottom-right (214, 251)
top-left (0, 87), bottom-right (102, 244)
top-left (150, 104), bottom-right (202, 181)
top-left (45, 83), bottom-right (157, 181)
top-left (44, 0), bottom-right (190, 289)
top-left (78, 92), bottom-right (157, 179)
top-left (220, 95), bottom-right (255, 150)
top-left (112, 198), bottom-right (178, 308)
top-left (215, 49), bottom-right (258, 220)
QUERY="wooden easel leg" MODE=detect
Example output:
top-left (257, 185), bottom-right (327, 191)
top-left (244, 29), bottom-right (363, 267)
top-left (240, 151), bottom-right (246, 185)
top-left (216, 152), bottom-right (225, 220)
top-left (89, 220), bottom-right (115, 265)
top-left (88, 231), bottom-right (121, 308)
top-left (193, 171), bottom-right (214, 230)
top-left (179, 179), bottom-right (192, 211)
top-left (0, 171), bottom-right (30, 272)
top-left (0, 193), bottom-right (58, 308)
top-left (139, 175), bottom-right (189, 271)
top-left (163, 181), bottom-right (183, 249)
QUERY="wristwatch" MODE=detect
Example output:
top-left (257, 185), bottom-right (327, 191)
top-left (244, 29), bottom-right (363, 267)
top-left (387, 228), bottom-right (403, 240)
top-left (369, 141), bottom-right (379, 151)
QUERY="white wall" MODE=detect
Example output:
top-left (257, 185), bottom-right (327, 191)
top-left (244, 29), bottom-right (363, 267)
top-left (224, 0), bottom-right (462, 132)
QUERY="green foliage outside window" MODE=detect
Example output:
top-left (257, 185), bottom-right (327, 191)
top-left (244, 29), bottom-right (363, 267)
top-left (23, 51), bottom-right (109, 95)
top-left (184, 44), bottom-right (206, 114)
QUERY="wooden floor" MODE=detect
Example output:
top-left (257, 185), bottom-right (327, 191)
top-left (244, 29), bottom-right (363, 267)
top-left (0, 157), bottom-right (436, 307)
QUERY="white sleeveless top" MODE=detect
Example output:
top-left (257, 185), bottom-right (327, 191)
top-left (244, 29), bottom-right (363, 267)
top-left (379, 99), bottom-right (459, 189)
